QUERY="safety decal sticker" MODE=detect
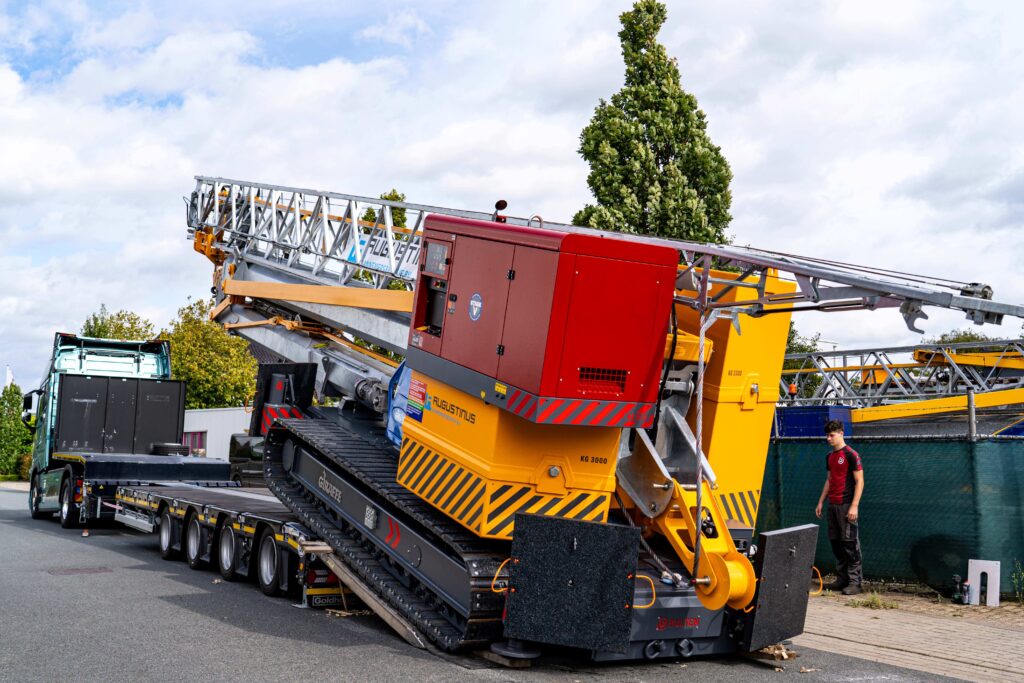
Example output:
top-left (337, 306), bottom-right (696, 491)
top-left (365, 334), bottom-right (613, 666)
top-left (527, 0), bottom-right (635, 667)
top-left (719, 489), bottom-right (761, 527)
top-left (469, 293), bottom-right (483, 321)
top-left (407, 377), bottom-right (427, 422)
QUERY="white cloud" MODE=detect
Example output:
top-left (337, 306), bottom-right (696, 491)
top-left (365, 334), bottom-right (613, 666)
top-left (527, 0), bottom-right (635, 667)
top-left (357, 9), bottom-right (430, 49)
top-left (73, 8), bottom-right (161, 52)
top-left (60, 30), bottom-right (260, 100)
top-left (1, 0), bottom-right (1024, 385)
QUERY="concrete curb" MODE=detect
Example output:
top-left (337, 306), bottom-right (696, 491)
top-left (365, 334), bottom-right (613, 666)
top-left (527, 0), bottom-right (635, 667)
top-left (0, 481), bottom-right (29, 492)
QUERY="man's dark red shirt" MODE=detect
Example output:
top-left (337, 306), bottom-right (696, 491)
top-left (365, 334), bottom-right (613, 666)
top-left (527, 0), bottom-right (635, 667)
top-left (826, 445), bottom-right (862, 504)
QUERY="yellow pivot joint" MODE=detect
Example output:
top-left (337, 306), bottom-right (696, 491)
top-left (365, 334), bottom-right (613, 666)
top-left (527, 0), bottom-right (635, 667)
top-left (652, 481), bottom-right (756, 611)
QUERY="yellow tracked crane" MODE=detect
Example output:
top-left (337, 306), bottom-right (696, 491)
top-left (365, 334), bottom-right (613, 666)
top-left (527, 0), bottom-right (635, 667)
top-left (188, 176), bottom-right (1024, 660)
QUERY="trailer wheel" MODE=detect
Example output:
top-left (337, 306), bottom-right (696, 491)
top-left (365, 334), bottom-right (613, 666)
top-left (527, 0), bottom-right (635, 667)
top-left (59, 476), bottom-right (78, 529)
top-left (29, 473), bottom-right (51, 520)
top-left (218, 524), bottom-right (241, 581)
top-left (257, 528), bottom-right (281, 597)
top-left (185, 515), bottom-right (205, 569)
top-left (159, 509), bottom-right (180, 560)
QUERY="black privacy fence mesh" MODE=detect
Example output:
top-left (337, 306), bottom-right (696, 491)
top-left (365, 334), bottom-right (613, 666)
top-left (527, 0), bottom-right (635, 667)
top-left (759, 437), bottom-right (1024, 594)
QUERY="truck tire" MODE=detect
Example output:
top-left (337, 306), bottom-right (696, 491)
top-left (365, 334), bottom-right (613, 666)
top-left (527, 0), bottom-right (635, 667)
top-left (59, 476), bottom-right (78, 529)
top-left (217, 523), bottom-right (241, 581)
top-left (29, 473), bottom-right (51, 520)
top-left (159, 509), bottom-right (180, 560)
top-left (185, 515), bottom-right (205, 569)
top-left (257, 528), bottom-right (281, 597)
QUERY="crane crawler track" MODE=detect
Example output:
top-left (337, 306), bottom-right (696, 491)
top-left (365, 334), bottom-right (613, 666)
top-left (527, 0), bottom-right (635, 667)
top-left (264, 416), bottom-right (507, 651)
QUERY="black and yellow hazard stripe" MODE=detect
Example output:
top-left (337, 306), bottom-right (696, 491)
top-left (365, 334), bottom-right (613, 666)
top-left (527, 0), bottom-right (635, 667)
top-left (397, 438), bottom-right (487, 535)
top-left (483, 485), bottom-right (609, 539)
top-left (398, 438), bottom-right (611, 539)
top-left (719, 489), bottom-right (761, 527)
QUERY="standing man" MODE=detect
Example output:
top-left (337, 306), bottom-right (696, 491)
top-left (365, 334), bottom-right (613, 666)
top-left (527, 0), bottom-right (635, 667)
top-left (815, 419), bottom-right (864, 595)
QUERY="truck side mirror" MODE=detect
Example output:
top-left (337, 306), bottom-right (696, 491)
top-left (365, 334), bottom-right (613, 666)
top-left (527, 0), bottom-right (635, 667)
top-left (22, 391), bottom-right (38, 433)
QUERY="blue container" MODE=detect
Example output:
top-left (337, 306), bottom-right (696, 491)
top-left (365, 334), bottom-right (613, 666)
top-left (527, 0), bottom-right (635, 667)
top-left (774, 406), bottom-right (852, 437)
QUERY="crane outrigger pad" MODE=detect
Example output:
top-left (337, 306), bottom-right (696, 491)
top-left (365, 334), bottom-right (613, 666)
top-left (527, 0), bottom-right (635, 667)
top-left (741, 523), bottom-right (819, 652)
top-left (504, 515), bottom-right (640, 653)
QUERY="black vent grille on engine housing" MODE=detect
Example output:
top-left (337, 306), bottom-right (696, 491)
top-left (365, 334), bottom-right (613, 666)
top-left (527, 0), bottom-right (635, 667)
top-left (578, 367), bottom-right (628, 393)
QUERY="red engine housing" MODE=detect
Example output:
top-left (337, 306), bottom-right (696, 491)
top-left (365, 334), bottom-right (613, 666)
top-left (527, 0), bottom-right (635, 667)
top-left (407, 215), bottom-right (677, 428)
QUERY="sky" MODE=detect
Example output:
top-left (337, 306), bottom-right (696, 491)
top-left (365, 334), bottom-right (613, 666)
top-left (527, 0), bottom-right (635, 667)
top-left (1, 0), bottom-right (1023, 387)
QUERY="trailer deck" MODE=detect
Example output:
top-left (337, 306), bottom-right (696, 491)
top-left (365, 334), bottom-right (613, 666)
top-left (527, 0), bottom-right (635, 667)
top-left (115, 483), bottom-right (350, 609)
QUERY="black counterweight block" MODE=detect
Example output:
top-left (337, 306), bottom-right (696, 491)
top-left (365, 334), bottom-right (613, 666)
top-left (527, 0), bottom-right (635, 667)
top-left (504, 514), bottom-right (640, 654)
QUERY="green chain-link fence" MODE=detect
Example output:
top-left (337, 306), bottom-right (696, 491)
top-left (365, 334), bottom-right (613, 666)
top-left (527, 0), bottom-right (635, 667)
top-left (759, 437), bottom-right (1024, 595)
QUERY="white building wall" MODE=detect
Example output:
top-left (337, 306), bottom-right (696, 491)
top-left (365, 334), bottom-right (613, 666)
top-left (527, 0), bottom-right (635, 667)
top-left (183, 407), bottom-right (250, 460)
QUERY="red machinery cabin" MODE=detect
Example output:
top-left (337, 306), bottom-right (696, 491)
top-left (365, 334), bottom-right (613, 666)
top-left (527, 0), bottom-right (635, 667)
top-left (407, 215), bottom-right (678, 427)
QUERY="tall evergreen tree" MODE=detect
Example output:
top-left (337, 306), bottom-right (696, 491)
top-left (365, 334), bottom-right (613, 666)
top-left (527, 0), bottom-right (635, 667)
top-left (574, 0), bottom-right (732, 243)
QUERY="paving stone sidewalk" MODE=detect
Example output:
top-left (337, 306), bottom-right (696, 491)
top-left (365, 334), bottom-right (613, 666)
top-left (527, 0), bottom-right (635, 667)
top-left (794, 596), bottom-right (1024, 682)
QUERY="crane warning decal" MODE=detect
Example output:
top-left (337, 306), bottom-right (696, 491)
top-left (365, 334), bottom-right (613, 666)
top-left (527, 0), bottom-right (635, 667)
top-left (407, 377), bottom-right (427, 422)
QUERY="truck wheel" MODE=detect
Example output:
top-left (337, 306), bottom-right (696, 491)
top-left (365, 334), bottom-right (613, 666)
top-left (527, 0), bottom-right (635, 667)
top-left (257, 528), bottom-right (281, 597)
top-left (185, 515), bottom-right (205, 569)
top-left (218, 524), bottom-right (240, 581)
top-left (59, 477), bottom-right (79, 529)
top-left (159, 509), bottom-right (180, 560)
top-left (29, 473), bottom-right (51, 520)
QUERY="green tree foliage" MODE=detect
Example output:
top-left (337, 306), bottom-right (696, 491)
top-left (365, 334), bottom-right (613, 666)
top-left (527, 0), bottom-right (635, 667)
top-left (573, 0), bottom-right (732, 242)
top-left (82, 304), bottom-right (156, 340)
top-left (359, 189), bottom-right (410, 293)
top-left (352, 189), bottom-right (411, 361)
top-left (0, 383), bottom-right (32, 475)
top-left (925, 328), bottom-right (998, 345)
top-left (923, 327), bottom-right (1002, 355)
top-left (783, 322), bottom-right (821, 399)
top-left (786, 322), bottom-right (821, 356)
top-left (361, 189), bottom-right (408, 229)
top-left (160, 299), bottom-right (257, 409)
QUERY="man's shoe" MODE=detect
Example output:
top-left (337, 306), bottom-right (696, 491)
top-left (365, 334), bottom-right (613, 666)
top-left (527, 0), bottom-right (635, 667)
top-left (825, 581), bottom-right (847, 591)
top-left (841, 584), bottom-right (863, 596)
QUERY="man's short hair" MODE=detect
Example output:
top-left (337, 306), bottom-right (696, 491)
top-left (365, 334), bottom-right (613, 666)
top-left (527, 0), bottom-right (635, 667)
top-left (824, 419), bottom-right (844, 434)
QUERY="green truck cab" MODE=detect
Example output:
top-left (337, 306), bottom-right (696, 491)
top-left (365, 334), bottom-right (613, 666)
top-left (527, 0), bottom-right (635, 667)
top-left (24, 333), bottom-right (229, 527)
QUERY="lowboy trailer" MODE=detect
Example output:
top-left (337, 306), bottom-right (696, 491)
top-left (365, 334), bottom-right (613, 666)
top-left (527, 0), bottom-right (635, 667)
top-left (114, 482), bottom-right (349, 609)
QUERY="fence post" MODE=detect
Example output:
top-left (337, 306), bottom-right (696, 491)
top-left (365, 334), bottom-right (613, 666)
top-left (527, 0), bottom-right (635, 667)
top-left (969, 439), bottom-right (983, 575)
top-left (967, 388), bottom-right (977, 441)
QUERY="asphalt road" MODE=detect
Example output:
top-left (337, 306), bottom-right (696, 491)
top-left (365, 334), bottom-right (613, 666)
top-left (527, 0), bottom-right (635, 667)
top-left (0, 489), bottom-right (961, 683)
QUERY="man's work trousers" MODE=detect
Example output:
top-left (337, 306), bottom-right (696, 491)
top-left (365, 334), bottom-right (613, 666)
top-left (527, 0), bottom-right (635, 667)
top-left (826, 503), bottom-right (862, 588)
